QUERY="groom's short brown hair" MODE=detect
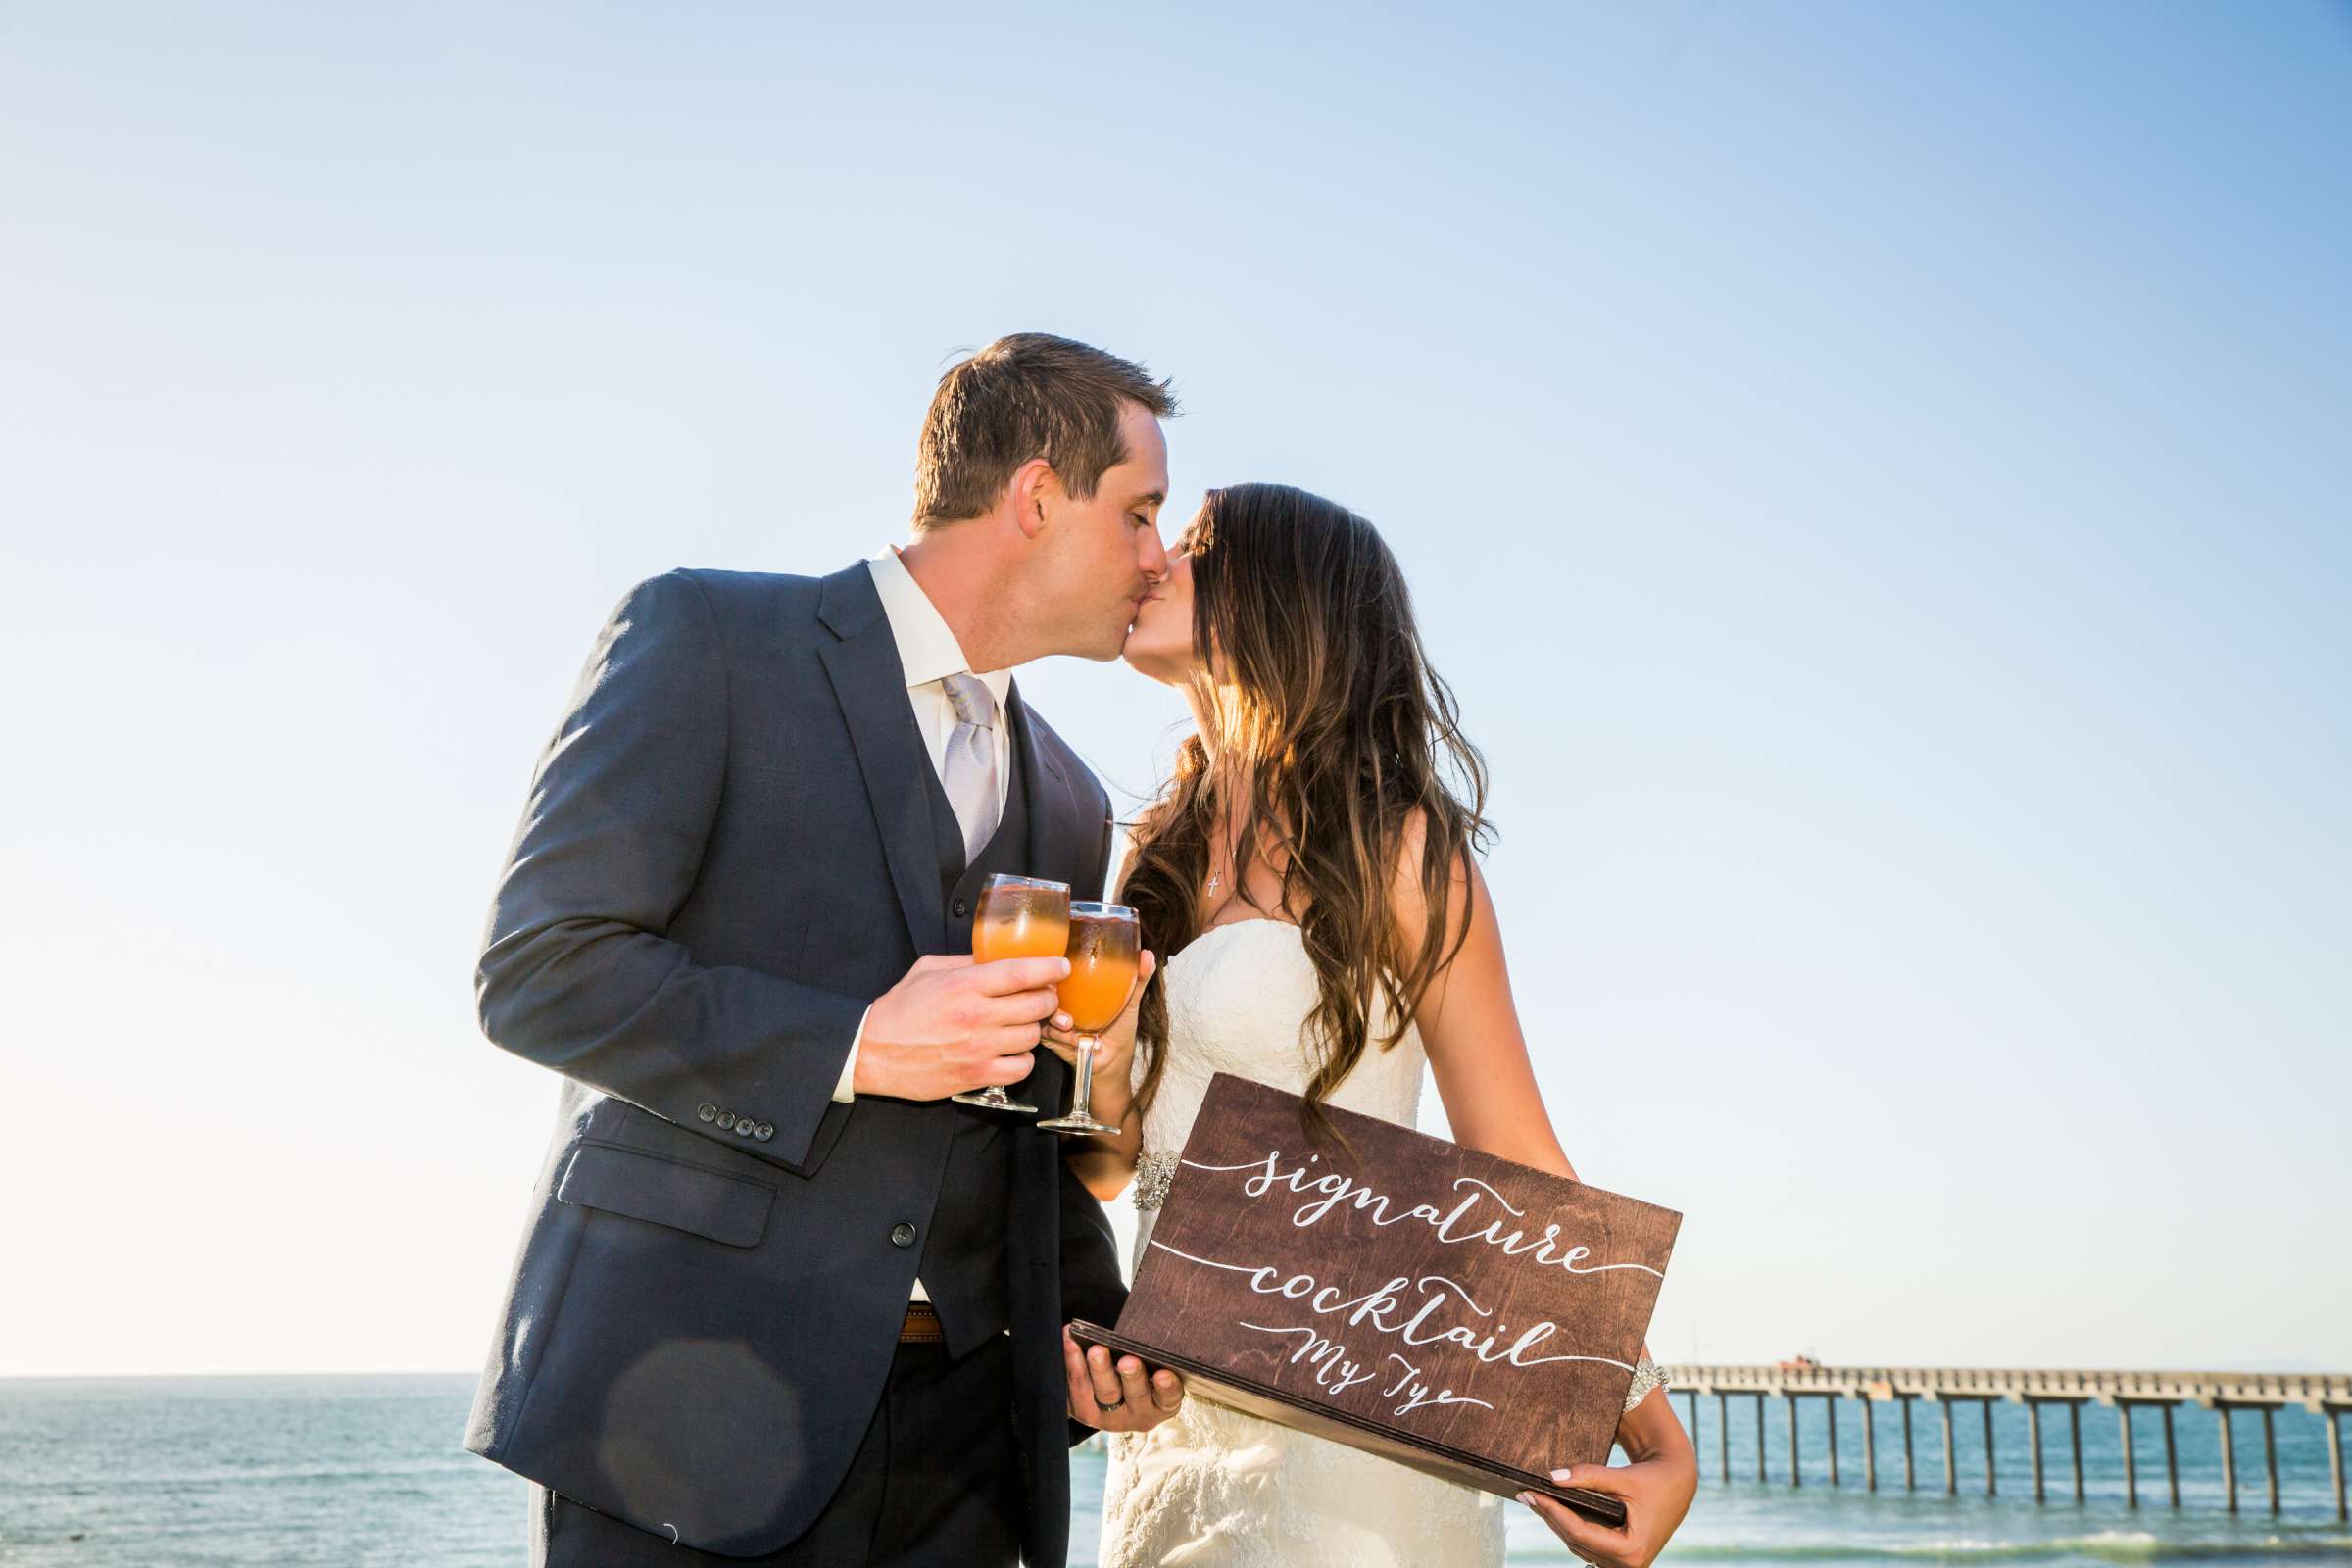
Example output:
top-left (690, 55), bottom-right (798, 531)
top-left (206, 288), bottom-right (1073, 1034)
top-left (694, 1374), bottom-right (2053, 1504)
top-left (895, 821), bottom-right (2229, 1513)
top-left (913, 333), bottom-right (1177, 526)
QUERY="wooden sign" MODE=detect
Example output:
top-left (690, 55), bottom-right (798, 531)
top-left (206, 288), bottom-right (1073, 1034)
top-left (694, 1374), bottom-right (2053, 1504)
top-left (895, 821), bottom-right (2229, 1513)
top-left (1070, 1072), bottom-right (1681, 1526)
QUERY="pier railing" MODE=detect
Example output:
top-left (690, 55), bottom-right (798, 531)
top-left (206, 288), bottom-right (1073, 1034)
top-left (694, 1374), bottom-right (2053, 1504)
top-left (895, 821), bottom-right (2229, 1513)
top-left (1663, 1362), bottom-right (2351, 1521)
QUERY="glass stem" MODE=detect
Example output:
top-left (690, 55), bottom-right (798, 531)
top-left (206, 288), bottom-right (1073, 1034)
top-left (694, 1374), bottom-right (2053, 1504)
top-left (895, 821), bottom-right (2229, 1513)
top-left (1071, 1035), bottom-right (1099, 1116)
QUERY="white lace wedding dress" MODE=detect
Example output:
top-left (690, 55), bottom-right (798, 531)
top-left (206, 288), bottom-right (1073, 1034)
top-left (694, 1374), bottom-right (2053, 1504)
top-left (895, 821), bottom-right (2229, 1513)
top-left (1096, 918), bottom-right (1506, 1568)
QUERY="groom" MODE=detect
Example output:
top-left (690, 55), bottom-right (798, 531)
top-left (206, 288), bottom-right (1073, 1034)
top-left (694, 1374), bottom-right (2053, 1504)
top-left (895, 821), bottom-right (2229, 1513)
top-left (465, 333), bottom-right (1186, 1566)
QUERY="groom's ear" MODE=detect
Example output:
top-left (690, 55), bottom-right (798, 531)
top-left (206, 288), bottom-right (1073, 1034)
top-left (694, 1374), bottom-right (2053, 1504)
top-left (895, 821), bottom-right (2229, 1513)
top-left (1010, 456), bottom-right (1061, 540)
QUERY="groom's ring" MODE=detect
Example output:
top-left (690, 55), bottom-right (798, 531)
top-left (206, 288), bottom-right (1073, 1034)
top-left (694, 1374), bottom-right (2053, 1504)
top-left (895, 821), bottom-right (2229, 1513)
top-left (1094, 1394), bottom-right (1126, 1411)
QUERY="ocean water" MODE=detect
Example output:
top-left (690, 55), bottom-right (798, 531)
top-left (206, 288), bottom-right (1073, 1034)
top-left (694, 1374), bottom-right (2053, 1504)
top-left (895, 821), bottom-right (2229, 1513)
top-left (0, 1377), bottom-right (511, 1566)
top-left (3, 1376), bottom-right (2345, 1565)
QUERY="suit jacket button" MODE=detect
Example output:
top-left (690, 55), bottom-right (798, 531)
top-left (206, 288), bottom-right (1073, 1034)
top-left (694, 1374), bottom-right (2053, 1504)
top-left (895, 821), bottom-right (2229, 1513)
top-left (754, 1122), bottom-right (775, 1142)
top-left (715, 1110), bottom-right (736, 1130)
top-left (952, 896), bottom-right (971, 919)
top-left (734, 1119), bottom-right (755, 1137)
top-left (697, 1103), bottom-right (717, 1123)
top-left (890, 1222), bottom-right (916, 1249)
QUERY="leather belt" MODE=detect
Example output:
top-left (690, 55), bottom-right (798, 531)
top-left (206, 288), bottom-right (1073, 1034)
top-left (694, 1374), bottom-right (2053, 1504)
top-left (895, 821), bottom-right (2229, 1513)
top-left (899, 1301), bottom-right (946, 1345)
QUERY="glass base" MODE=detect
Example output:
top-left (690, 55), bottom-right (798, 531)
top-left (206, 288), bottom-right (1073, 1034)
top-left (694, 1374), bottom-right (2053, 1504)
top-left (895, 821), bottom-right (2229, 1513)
top-left (1037, 1110), bottom-right (1121, 1136)
top-left (953, 1088), bottom-right (1041, 1114)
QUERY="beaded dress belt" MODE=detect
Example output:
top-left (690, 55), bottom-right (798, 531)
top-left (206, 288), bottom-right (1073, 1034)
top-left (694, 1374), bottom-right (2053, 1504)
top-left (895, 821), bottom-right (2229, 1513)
top-left (1134, 1150), bottom-right (1179, 1211)
top-left (899, 1301), bottom-right (947, 1345)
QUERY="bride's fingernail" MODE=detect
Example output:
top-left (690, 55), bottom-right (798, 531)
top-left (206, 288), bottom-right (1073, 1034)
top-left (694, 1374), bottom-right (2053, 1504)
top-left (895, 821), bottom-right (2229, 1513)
top-left (1551, 1468), bottom-right (1575, 1482)
top-left (1516, 1492), bottom-right (1536, 1506)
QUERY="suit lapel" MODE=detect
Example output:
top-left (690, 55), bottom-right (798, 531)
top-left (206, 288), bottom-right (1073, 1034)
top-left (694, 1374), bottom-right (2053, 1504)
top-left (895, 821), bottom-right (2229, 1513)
top-left (816, 564), bottom-right (1100, 949)
top-left (1007, 679), bottom-right (1071, 1307)
top-left (1006, 680), bottom-right (1099, 899)
top-left (816, 564), bottom-right (947, 952)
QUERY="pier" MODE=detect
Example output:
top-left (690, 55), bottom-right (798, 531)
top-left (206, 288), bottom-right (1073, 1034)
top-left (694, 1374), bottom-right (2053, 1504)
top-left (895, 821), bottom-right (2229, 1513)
top-left (1666, 1363), bottom-right (2352, 1521)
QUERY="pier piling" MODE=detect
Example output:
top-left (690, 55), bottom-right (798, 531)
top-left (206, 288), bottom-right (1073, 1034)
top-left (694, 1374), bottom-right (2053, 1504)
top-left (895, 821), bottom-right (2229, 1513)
top-left (2263, 1406), bottom-right (2279, 1515)
top-left (2029, 1399), bottom-right (2045, 1502)
top-left (2121, 1404), bottom-right (2138, 1508)
top-left (1940, 1398), bottom-right (1957, 1495)
top-left (1901, 1396), bottom-right (1916, 1491)
top-left (1718, 1391), bottom-right (1730, 1485)
top-left (1754, 1393), bottom-right (1765, 1483)
top-left (2221, 1405), bottom-right (2237, 1514)
top-left (2328, 1404), bottom-right (2347, 1523)
top-left (1862, 1395), bottom-right (1878, 1492)
top-left (2069, 1401), bottom-right (2084, 1503)
top-left (2163, 1402), bottom-right (2180, 1508)
top-left (1788, 1393), bottom-right (1801, 1487)
top-left (1828, 1396), bottom-right (1840, 1487)
top-left (1984, 1399), bottom-right (1998, 1497)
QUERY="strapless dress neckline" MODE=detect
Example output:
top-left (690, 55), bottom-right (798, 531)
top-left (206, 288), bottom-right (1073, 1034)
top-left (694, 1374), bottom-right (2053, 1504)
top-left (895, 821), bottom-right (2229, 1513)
top-left (1167, 915), bottom-right (1301, 967)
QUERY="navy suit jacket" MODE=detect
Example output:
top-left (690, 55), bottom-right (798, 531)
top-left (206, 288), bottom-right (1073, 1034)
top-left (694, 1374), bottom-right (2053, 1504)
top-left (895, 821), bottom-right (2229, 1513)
top-left (463, 564), bottom-right (1127, 1564)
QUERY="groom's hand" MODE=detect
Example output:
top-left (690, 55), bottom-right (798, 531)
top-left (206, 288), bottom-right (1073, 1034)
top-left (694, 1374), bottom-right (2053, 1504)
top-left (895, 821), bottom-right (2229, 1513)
top-left (854, 954), bottom-right (1071, 1102)
top-left (1062, 1327), bottom-right (1185, 1433)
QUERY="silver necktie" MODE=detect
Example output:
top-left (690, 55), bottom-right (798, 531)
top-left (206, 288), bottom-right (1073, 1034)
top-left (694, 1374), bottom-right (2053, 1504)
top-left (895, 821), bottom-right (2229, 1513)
top-left (938, 671), bottom-right (1002, 865)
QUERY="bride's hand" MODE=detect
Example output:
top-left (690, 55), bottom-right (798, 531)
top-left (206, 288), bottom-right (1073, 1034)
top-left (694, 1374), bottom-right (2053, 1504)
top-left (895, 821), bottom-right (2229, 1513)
top-left (1039, 950), bottom-right (1156, 1083)
top-left (1519, 1395), bottom-right (1697, 1568)
top-left (1063, 1326), bottom-right (1185, 1432)
top-left (1519, 1452), bottom-right (1693, 1568)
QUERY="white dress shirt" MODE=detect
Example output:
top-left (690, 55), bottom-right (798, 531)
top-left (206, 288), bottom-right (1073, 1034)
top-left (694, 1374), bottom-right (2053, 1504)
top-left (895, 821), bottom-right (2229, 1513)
top-left (863, 546), bottom-right (1014, 825)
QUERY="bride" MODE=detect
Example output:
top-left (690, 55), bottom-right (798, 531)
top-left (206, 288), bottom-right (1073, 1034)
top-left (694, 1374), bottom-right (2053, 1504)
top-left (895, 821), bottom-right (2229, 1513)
top-left (1045, 483), bottom-right (1697, 1568)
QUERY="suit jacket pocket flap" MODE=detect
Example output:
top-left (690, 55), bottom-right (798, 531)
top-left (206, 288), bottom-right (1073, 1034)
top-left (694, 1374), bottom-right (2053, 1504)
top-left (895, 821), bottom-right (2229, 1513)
top-left (557, 1141), bottom-right (773, 1249)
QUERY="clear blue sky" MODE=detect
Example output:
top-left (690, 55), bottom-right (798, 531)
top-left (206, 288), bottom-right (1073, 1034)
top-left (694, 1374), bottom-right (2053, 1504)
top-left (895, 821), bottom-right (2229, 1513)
top-left (2, 2), bottom-right (2345, 1377)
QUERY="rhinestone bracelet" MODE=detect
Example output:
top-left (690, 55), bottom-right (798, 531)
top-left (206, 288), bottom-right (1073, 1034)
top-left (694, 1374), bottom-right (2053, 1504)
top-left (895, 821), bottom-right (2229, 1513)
top-left (1623, 1355), bottom-right (1668, 1414)
top-left (1134, 1150), bottom-right (1180, 1211)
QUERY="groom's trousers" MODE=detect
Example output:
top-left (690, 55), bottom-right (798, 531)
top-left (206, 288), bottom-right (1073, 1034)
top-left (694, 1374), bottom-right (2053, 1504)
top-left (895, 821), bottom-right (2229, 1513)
top-left (528, 1335), bottom-right (1024, 1568)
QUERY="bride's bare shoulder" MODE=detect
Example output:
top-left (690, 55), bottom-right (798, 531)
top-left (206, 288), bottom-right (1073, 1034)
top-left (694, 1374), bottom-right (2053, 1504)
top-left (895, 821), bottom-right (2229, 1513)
top-left (1387, 808), bottom-right (1485, 958)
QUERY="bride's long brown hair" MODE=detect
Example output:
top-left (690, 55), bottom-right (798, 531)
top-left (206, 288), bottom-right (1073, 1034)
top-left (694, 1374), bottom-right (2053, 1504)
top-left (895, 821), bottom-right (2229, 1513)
top-left (1121, 483), bottom-right (1492, 1143)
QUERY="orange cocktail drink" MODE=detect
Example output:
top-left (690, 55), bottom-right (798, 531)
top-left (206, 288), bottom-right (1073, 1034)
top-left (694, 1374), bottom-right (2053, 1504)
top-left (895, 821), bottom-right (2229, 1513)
top-left (1057, 916), bottom-right (1141, 1031)
top-left (1038, 902), bottom-right (1140, 1137)
top-left (973, 880), bottom-right (1070, 964)
top-left (954, 874), bottom-right (1070, 1114)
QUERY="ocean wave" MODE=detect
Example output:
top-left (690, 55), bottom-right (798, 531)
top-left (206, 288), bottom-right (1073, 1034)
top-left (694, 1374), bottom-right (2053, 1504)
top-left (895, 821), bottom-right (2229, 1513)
top-left (1644, 1535), bottom-right (2352, 1563)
